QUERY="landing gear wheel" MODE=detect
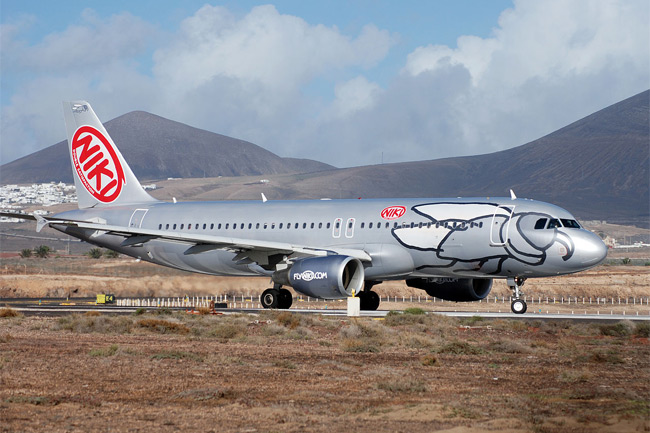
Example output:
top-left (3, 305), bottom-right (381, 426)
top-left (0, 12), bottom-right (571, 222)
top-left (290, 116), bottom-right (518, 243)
top-left (277, 288), bottom-right (293, 309)
top-left (507, 276), bottom-right (527, 315)
top-left (365, 291), bottom-right (380, 311)
top-left (260, 288), bottom-right (279, 309)
top-left (511, 299), bottom-right (527, 314)
top-left (358, 290), bottom-right (380, 311)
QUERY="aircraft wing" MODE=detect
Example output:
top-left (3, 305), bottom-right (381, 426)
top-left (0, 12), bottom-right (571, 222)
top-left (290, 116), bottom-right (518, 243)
top-left (19, 213), bottom-right (371, 265)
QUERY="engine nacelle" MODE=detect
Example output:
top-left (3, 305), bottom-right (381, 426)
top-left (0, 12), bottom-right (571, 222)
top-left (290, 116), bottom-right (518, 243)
top-left (406, 277), bottom-right (492, 302)
top-left (273, 255), bottom-right (364, 299)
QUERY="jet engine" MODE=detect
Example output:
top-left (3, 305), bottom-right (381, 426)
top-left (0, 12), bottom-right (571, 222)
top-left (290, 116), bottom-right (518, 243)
top-left (406, 277), bottom-right (492, 302)
top-left (272, 255), bottom-right (364, 299)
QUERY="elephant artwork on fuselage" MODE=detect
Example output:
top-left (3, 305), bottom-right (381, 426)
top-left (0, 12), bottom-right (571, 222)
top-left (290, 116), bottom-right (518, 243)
top-left (391, 202), bottom-right (575, 276)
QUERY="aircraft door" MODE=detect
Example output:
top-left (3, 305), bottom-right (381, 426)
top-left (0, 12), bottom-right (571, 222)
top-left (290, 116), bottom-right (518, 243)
top-left (129, 209), bottom-right (149, 228)
top-left (332, 218), bottom-right (342, 238)
top-left (490, 205), bottom-right (514, 246)
top-left (345, 218), bottom-right (356, 238)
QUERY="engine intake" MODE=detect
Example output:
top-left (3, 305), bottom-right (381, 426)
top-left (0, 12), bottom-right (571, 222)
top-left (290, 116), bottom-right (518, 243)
top-left (273, 255), bottom-right (364, 299)
top-left (406, 277), bottom-right (492, 302)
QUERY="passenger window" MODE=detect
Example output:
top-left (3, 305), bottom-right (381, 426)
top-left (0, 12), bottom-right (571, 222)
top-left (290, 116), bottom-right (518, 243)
top-left (303, 223), bottom-right (307, 229)
top-left (248, 223), bottom-right (252, 229)
top-left (264, 223), bottom-right (268, 229)
top-left (418, 222), bottom-right (423, 229)
top-left (377, 222), bottom-right (381, 229)
top-left (272, 223), bottom-right (275, 229)
top-left (295, 223), bottom-right (299, 229)
top-left (361, 222), bottom-right (365, 229)
top-left (202, 224), bottom-right (206, 229)
top-left (173, 224), bottom-right (177, 229)
top-left (394, 222), bottom-right (398, 229)
top-left (369, 222), bottom-right (373, 229)
top-left (311, 223), bottom-right (315, 229)
top-left (326, 223), bottom-right (331, 229)
top-left (547, 219), bottom-right (561, 229)
top-left (195, 224), bottom-right (199, 229)
top-left (218, 224), bottom-right (222, 229)
top-left (561, 219), bottom-right (581, 228)
top-left (256, 223), bottom-right (260, 229)
top-left (181, 224), bottom-right (184, 229)
top-left (318, 222), bottom-right (323, 229)
top-left (225, 223), bottom-right (229, 229)
top-left (279, 223), bottom-right (283, 229)
top-left (210, 223), bottom-right (214, 229)
top-left (165, 224), bottom-right (169, 229)
top-left (158, 224), bottom-right (162, 229)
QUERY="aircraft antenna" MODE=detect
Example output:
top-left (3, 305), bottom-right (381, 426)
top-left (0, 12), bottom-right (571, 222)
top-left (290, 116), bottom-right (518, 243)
top-left (261, 193), bottom-right (268, 203)
top-left (510, 189), bottom-right (517, 200)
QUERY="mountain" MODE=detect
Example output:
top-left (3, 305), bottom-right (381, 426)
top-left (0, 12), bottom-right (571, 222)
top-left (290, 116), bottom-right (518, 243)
top-left (0, 111), bottom-right (334, 184)
top-left (1, 91), bottom-right (647, 225)
top-left (185, 91), bottom-right (648, 226)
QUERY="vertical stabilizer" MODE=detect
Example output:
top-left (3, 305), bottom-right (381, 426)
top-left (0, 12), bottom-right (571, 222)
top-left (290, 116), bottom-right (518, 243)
top-left (63, 101), bottom-right (158, 209)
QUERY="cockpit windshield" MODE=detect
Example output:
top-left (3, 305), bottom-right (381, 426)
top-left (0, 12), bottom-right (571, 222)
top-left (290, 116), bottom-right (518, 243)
top-left (561, 219), bottom-right (581, 228)
top-left (534, 217), bottom-right (581, 230)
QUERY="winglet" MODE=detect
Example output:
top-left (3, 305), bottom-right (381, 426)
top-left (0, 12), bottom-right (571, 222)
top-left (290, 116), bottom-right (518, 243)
top-left (261, 193), bottom-right (268, 203)
top-left (510, 189), bottom-right (517, 200)
top-left (35, 215), bottom-right (49, 233)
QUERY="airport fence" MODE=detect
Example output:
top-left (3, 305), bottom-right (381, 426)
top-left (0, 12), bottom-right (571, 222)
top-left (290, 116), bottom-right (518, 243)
top-left (115, 294), bottom-right (650, 309)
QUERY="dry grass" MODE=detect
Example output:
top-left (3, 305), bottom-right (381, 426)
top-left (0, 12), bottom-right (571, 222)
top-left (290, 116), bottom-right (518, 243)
top-left (1, 313), bottom-right (649, 432)
top-left (0, 307), bottom-right (21, 318)
top-left (137, 318), bottom-right (190, 334)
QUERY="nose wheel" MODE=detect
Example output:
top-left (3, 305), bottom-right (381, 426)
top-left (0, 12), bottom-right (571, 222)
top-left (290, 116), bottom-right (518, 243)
top-left (508, 277), bottom-right (527, 314)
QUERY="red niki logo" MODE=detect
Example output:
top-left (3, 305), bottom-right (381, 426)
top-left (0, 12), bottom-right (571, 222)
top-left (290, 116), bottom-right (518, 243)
top-left (381, 205), bottom-right (406, 220)
top-left (71, 126), bottom-right (125, 203)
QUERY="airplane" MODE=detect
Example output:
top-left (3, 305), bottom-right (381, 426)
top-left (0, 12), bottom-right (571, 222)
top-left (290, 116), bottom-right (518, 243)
top-left (1, 101), bottom-right (609, 314)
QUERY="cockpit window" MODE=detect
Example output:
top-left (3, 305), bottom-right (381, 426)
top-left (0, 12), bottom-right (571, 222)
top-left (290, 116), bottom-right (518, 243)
top-left (561, 219), bottom-right (581, 228)
top-left (547, 219), bottom-right (561, 229)
top-left (534, 218), bottom-right (547, 230)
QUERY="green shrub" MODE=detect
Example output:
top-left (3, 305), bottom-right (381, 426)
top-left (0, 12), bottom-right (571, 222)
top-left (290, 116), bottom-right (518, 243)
top-left (634, 321), bottom-right (650, 338)
top-left (34, 245), bottom-right (53, 258)
top-left (377, 378), bottom-right (427, 393)
top-left (86, 248), bottom-right (103, 259)
top-left (104, 249), bottom-right (120, 258)
top-left (599, 322), bottom-right (632, 337)
top-left (437, 340), bottom-right (484, 355)
top-left (19, 249), bottom-right (32, 258)
top-left (89, 344), bottom-right (119, 357)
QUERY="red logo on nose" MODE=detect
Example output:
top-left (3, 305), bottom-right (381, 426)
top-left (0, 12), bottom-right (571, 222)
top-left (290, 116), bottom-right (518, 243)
top-left (71, 126), bottom-right (125, 203)
top-left (381, 206), bottom-right (406, 220)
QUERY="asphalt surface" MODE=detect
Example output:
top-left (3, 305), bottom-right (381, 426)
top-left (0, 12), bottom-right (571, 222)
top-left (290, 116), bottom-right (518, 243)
top-left (2, 298), bottom-right (649, 321)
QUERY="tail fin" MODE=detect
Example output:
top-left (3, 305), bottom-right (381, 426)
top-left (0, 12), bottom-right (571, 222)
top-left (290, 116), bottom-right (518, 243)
top-left (63, 101), bottom-right (158, 209)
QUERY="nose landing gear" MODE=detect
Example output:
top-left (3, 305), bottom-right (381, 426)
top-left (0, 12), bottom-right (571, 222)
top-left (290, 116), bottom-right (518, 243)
top-left (508, 277), bottom-right (527, 314)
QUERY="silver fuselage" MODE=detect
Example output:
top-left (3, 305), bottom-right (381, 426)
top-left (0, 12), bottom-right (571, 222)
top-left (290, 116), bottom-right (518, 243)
top-left (52, 197), bottom-right (608, 281)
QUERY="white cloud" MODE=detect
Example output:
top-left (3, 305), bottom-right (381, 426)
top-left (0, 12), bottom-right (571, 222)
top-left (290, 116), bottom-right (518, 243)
top-left (0, 1), bottom-right (647, 170)
top-left (307, 0), bottom-right (650, 165)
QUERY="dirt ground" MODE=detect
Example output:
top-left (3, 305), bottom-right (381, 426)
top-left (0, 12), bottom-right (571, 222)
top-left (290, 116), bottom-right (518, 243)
top-left (1, 310), bottom-right (649, 433)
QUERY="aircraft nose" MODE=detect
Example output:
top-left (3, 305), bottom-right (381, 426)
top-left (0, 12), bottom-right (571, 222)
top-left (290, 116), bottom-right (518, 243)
top-left (571, 230), bottom-right (608, 268)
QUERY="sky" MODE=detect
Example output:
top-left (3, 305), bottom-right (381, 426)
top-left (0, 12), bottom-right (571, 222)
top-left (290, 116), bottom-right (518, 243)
top-left (1, 0), bottom-right (648, 168)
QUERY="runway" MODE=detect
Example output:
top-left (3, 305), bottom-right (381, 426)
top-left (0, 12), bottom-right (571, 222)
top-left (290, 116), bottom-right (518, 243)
top-left (3, 298), bottom-right (649, 321)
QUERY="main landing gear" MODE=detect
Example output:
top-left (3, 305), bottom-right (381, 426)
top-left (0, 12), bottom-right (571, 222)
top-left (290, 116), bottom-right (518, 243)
top-left (260, 284), bottom-right (293, 309)
top-left (357, 281), bottom-right (380, 311)
top-left (508, 277), bottom-right (527, 314)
